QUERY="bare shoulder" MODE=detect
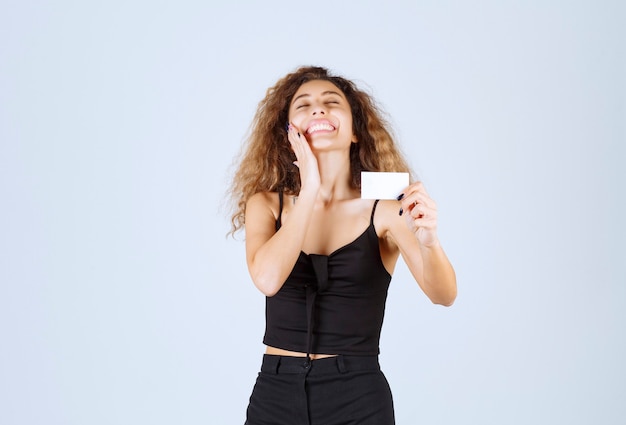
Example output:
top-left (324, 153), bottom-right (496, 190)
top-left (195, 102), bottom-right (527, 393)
top-left (372, 199), bottom-right (405, 272)
top-left (245, 191), bottom-right (280, 223)
top-left (372, 199), bottom-right (406, 250)
top-left (244, 192), bottom-right (282, 254)
top-left (373, 199), bottom-right (403, 235)
top-left (247, 191), bottom-right (279, 210)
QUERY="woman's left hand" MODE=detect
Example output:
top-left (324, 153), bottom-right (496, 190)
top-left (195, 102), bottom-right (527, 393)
top-left (399, 182), bottom-right (439, 247)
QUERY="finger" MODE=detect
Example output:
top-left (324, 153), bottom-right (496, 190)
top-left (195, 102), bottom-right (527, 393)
top-left (406, 216), bottom-right (435, 233)
top-left (400, 181), bottom-right (429, 197)
top-left (287, 123), bottom-right (303, 142)
top-left (402, 195), bottom-right (436, 214)
top-left (403, 195), bottom-right (434, 212)
top-left (410, 202), bottom-right (438, 221)
top-left (417, 203), bottom-right (437, 217)
top-left (411, 181), bottom-right (430, 197)
top-left (410, 216), bottom-right (437, 231)
top-left (410, 203), bottom-right (423, 217)
top-left (410, 205), bottom-right (425, 220)
top-left (402, 195), bottom-right (431, 210)
top-left (287, 124), bottom-right (307, 157)
top-left (408, 188), bottom-right (434, 203)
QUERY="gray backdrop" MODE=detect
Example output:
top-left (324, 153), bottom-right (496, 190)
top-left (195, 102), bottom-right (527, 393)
top-left (1, 0), bottom-right (624, 424)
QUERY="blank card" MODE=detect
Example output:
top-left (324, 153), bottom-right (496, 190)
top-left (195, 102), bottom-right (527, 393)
top-left (361, 172), bottom-right (409, 199)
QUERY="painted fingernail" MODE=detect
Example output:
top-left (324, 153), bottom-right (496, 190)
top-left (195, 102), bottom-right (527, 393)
top-left (396, 193), bottom-right (404, 200)
top-left (399, 208), bottom-right (403, 216)
top-left (285, 123), bottom-right (290, 132)
top-left (297, 132), bottom-right (301, 138)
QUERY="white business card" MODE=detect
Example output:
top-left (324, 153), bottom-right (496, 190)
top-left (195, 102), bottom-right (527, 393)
top-left (360, 172), bottom-right (409, 199)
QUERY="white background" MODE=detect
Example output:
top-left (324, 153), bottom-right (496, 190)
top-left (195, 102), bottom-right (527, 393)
top-left (1, 1), bottom-right (624, 424)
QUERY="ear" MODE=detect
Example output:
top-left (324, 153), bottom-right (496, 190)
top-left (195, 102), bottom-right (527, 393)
top-left (351, 134), bottom-right (358, 143)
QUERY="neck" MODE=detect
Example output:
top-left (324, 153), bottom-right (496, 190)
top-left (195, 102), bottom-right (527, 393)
top-left (314, 151), bottom-right (355, 204)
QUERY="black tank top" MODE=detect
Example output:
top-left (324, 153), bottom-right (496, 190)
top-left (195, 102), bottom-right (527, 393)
top-left (263, 192), bottom-right (392, 357)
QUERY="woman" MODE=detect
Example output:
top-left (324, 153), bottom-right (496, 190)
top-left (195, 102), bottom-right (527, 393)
top-left (229, 66), bottom-right (456, 425)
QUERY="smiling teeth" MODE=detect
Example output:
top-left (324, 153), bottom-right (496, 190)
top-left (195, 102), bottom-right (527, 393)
top-left (307, 123), bottom-right (335, 134)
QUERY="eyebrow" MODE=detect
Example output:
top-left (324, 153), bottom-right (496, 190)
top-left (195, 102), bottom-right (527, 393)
top-left (292, 90), bottom-right (343, 103)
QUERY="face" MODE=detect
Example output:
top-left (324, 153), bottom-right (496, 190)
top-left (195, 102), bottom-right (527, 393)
top-left (287, 79), bottom-right (356, 151)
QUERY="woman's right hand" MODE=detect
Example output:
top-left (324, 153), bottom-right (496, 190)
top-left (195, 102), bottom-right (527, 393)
top-left (287, 123), bottom-right (320, 193)
top-left (245, 126), bottom-right (320, 296)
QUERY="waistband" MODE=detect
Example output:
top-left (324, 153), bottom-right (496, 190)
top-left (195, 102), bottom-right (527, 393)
top-left (261, 354), bottom-right (380, 376)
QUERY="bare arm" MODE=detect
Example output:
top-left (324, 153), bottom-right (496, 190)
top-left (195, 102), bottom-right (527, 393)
top-left (385, 182), bottom-right (457, 306)
top-left (245, 124), bottom-right (320, 296)
top-left (245, 190), bottom-right (316, 296)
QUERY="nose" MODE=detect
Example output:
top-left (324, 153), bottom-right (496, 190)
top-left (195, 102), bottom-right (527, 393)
top-left (311, 104), bottom-right (326, 115)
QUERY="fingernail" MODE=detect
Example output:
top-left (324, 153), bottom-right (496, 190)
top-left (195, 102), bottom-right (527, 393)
top-left (297, 132), bottom-right (301, 138)
top-left (285, 123), bottom-right (290, 132)
top-left (399, 208), bottom-right (403, 216)
top-left (396, 193), bottom-right (404, 200)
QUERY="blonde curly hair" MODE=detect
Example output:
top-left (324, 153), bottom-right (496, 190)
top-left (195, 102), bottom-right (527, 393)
top-left (228, 66), bottom-right (413, 236)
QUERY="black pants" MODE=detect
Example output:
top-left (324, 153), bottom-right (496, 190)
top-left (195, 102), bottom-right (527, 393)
top-left (245, 355), bottom-right (395, 425)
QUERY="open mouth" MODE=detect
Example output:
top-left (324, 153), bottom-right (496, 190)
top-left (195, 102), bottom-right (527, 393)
top-left (306, 121), bottom-right (336, 134)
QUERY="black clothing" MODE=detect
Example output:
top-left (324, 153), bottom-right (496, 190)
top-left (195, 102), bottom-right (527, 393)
top-left (246, 193), bottom-right (396, 425)
top-left (264, 193), bottom-right (391, 357)
top-left (245, 354), bottom-right (395, 425)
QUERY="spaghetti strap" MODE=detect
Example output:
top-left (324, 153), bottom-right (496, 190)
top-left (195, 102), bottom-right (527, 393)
top-left (370, 199), bottom-right (380, 225)
top-left (275, 191), bottom-right (284, 231)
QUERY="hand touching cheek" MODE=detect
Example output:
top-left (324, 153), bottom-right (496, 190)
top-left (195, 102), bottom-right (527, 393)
top-left (287, 123), bottom-right (320, 192)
